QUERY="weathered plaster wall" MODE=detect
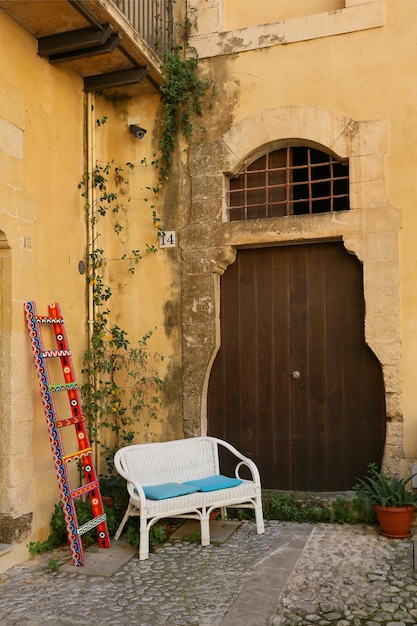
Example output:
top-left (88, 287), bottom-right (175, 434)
top-left (224, 0), bottom-right (345, 29)
top-left (87, 94), bottom-right (184, 449)
top-left (0, 9), bottom-right (85, 568)
top-left (184, 0), bottom-right (417, 476)
top-left (0, 7), bottom-right (183, 571)
top-left (181, 108), bottom-right (401, 471)
top-left (188, 0), bottom-right (383, 57)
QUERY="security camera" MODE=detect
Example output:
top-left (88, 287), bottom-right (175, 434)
top-left (129, 124), bottom-right (147, 139)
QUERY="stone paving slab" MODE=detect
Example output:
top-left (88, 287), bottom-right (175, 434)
top-left (170, 519), bottom-right (242, 543)
top-left (220, 523), bottom-right (312, 626)
top-left (61, 538), bottom-right (135, 576)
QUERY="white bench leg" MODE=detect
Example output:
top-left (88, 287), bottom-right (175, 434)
top-left (139, 515), bottom-right (150, 560)
top-left (114, 503), bottom-right (134, 540)
top-left (200, 515), bottom-right (210, 547)
top-left (254, 499), bottom-right (265, 534)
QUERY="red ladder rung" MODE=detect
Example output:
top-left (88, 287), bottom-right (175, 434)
top-left (49, 383), bottom-right (78, 392)
top-left (36, 316), bottom-right (64, 324)
top-left (56, 415), bottom-right (85, 427)
top-left (42, 349), bottom-right (71, 358)
top-left (63, 447), bottom-right (93, 464)
top-left (71, 481), bottom-right (100, 499)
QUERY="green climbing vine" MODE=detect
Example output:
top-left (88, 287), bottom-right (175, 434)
top-left (158, 45), bottom-right (213, 180)
top-left (78, 149), bottom-right (164, 476)
top-left (78, 42), bottom-right (212, 476)
top-left (29, 19), bottom-right (216, 555)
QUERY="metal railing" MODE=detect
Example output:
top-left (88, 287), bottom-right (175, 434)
top-left (113, 0), bottom-right (174, 59)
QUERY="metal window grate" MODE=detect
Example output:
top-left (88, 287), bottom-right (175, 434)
top-left (228, 146), bottom-right (349, 221)
top-left (113, 0), bottom-right (174, 59)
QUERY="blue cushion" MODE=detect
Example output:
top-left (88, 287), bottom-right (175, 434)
top-left (184, 474), bottom-right (243, 492)
top-left (143, 482), bottom-right (200, 500)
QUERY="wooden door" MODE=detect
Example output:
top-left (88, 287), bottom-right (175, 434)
top-left (207, 242), bottom-right (386, 491)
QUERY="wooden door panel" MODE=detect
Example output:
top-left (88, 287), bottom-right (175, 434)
top-left (271, 248), bottom-right (293, 486)
top-left (208, 242), bottom-right (386, 491)
top-left (292, 245), bottom-right (337, 490)
top-left (290, 246), bottom-right (311, 489)
top-left (238, 251), bottom-right (258, 458)
top-left (255, 250), bottom-right (275, 481)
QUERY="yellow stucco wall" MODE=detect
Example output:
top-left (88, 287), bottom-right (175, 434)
top-left (0, 6), bottom-right (182, 571)
top-left (0, 9), bottom-right (87, 566)
top-left (86, 94), bottom-right (182, 450)
top-left (3, 0), bottom-right (417, 571)
top-left (224, 0), bottom-right (344, 29)
top-left (186, 0), bottom-right (417, 470)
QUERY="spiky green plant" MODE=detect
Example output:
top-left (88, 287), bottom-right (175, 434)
top-left (353, 463), bottom-right (417, 510)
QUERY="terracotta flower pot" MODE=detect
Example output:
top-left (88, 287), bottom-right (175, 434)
top-left (373, 504), bottom-right (416, 539)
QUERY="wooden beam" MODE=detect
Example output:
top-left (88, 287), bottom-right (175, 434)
top-left (83, 67), bottom-right (149, 92)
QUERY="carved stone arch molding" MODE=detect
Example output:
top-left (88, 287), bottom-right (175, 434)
top-left (181, 105), bottom-right (402, 473)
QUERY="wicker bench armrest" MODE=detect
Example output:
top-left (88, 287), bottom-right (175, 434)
top-left (114, 452), bottom-right (147, 503)
top-left (213, 437), bottom-right (262, 485)
top-left (126, 479), bottom-right (146, 502)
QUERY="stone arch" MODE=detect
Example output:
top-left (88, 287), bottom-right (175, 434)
top-left (223, 107), bottom-right (370, 163)
top-left (182, 105), bottom-right (401, 474)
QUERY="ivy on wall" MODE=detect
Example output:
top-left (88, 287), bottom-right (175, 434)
top-left (77, 43), bottom-right (213, 476)
top-left (159, 46), bottom-right (213, 179)
top-left (78, 156), bottom-right (164, 475)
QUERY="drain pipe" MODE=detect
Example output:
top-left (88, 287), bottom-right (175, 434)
top-left (86, 91), bottom-right (100, 473)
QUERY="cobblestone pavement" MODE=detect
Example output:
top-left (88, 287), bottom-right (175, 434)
top-left (0, 521), bottom-right (417, 625)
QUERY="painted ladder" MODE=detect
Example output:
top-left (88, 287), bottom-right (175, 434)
top-left (24, 301), bottom-right (110, 566)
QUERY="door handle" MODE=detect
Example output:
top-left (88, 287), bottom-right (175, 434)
top-left (292, 370), bottom-right (300, 379)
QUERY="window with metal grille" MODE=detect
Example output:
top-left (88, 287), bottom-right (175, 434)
top-left (227, 146), bottom-right (349, 221)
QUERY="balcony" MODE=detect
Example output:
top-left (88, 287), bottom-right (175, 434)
top-left (0, 0), bottom-right (175, 97)
top-left (114, 0), bottom-right (173, 60)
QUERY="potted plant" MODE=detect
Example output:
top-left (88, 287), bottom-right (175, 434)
top-left (354, 463), bottom-right (417, 538)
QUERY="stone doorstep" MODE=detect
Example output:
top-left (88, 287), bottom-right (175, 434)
top-left (0, 543), bottom-right (13, 557)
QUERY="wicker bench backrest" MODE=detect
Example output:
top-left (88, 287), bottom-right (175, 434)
top-left (116, 437), bottom-right (221, 486)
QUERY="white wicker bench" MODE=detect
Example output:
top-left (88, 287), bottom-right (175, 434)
top-left (114, 436), bottom-right (265, 560)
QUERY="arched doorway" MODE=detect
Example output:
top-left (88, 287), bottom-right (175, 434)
top-left (208, 241), bottom-right (386, 491)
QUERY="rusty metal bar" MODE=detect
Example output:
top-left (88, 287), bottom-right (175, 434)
top-left (228, 146), bottom-right (349, 221)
